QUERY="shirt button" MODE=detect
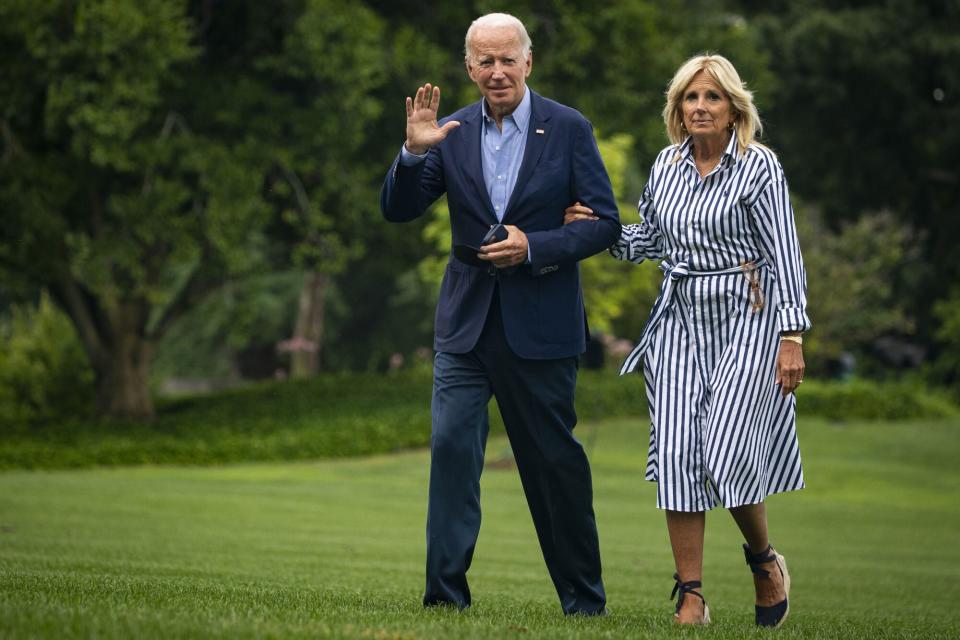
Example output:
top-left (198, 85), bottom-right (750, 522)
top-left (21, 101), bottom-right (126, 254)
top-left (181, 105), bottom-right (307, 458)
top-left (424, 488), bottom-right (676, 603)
top-left (495, 205), bottom-right (500, 211)
top-left (495, 146), bottom-right (500, 151)
top-left (497, 175), bottom-right (502, 180)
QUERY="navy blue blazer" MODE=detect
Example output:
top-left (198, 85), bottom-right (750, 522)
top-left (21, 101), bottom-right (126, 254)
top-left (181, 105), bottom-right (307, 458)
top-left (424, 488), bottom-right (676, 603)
top-left (380, 91), bottom-right (621, 359)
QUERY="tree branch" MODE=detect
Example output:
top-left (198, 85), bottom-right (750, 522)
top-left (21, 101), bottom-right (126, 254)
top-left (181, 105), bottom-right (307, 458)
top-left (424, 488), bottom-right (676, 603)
top-left (279, 161), bottom-right (322, 247)
top-left (48, 274), bottom-right (109, 370)
top-left (142, 111), bottom-right (191, 197)
top-left (148, 206), bottom-right (214, 341)
top-left (1, 118), bottom-right (26, 164)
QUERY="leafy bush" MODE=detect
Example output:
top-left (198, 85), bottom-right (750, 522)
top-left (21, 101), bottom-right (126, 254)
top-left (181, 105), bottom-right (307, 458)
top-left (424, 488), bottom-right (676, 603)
top-left (930, 287), bottom-right (960, 398)
top-left (0, 370), bottom-right (954, 470)
top-left (795, 207), bottom-right (924, 374)
top-left (0, 293), bottom-right (94, 426)
top-left (796, 379), bottom-right (958, 422)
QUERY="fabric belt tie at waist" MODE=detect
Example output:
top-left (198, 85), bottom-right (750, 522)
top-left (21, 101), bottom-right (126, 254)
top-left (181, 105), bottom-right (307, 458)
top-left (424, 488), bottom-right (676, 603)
top-left (618, 258), bottom-right (767, 375)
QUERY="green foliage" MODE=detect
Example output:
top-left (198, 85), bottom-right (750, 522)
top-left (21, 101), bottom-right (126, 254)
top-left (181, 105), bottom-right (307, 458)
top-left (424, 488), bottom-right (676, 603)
top-left (510, 0), bottom-right (773, 165)
top-left (795, 207), bottom-right (924, 372)
top-left (2, 0), bottom-right (956, 409)
top-left (0, 371), bottom-right (955, 470)
top-left (0, 372), bottom-right (435, 469)
top-left (0, 0), bottom-right (273, 417)
top-left (151, 271), bottom-right (303, 380)
top-left (11, 0), bottom-right (196, 171)
top-left (746, 0), bottom-right (960, 350)
top-left (250, 0), bottom-right (388, 276)
top-left (931, 287), bottom-right (960, 394)
top-left (0, 293), bottom-right (94, 425)
top-left (797, 379), bottom-right (958, 422)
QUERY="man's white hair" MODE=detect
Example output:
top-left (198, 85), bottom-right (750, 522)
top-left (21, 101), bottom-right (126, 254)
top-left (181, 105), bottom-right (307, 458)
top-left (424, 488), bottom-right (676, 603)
top-left (464, 13), bottom-right (532, 60)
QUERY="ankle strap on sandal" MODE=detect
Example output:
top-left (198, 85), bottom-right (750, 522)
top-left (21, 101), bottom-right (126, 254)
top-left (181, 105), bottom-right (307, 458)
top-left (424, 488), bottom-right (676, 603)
top-left (670, 573), bottom-right (705, 615)
top-left (743, 543), bottom-right (776, 577)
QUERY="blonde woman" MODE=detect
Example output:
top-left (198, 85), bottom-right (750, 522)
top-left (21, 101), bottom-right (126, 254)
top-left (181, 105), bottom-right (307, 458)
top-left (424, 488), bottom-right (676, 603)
top-left (566, 54), bottom-right (809, 627)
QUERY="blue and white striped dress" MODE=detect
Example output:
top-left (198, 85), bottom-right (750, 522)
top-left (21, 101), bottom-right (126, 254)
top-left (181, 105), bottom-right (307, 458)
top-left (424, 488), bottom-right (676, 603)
top-left (611, 134), bottom-right (812, 512)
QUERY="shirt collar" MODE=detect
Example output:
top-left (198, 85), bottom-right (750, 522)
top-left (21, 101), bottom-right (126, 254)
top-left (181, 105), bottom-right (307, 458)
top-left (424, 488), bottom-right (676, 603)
top-left (723, 129), bottom-right (740, 165)
top-left (678, 130), bottom-right (742, 166)
top-left (482, 87), bottom-right (532, 134)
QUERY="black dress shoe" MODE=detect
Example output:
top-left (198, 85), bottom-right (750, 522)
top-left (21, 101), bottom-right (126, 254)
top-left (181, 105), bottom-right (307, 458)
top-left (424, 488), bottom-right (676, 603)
top-left (423, 598), bottom-right (469, 612)
top-left (566, 607), bottom-right (609, 617)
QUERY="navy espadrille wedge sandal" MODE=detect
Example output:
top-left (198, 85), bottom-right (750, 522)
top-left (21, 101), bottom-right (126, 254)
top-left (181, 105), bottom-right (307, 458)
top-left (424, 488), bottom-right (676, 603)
top-left (670, 573), bottom-right (711, 624)
top-left (743, 544), bottom-right (791, 627)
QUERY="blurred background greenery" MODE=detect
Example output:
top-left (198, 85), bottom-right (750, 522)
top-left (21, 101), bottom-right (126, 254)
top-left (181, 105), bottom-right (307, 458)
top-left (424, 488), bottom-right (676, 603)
top-left (1, 0), bottom-right (958, 432)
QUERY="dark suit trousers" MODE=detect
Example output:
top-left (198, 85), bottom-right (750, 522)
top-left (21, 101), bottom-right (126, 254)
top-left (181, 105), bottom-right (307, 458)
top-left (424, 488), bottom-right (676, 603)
top-left (424, 291), bottom-right (606, 614)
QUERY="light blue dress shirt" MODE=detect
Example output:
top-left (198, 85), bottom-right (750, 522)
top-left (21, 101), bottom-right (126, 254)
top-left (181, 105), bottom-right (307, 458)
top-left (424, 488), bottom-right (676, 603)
top-left (480, 87), bottom-right (530, 222)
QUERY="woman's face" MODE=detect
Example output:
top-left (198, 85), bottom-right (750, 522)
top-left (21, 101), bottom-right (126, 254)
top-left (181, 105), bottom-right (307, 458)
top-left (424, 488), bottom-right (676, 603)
top-left (681, 70), bottom-right (734, 143)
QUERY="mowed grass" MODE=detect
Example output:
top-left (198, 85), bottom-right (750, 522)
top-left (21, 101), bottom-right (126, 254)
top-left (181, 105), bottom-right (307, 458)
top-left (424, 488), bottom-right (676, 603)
top-left (1, 417), bottom-right (958, 639)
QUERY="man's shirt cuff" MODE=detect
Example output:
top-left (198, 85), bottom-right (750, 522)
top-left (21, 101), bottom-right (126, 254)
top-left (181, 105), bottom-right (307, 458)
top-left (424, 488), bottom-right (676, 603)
top-left (400, 144), bottom-right (428, 166)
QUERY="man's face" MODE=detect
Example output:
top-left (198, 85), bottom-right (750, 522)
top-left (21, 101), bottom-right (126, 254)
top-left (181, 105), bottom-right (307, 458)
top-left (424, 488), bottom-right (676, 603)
top-left (465, 26), bottom-right (532, 118)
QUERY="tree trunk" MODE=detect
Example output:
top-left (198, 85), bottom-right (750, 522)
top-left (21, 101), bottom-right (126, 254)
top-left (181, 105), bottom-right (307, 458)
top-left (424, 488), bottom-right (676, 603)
top-left (50, 280), bottom-right (158, 421)
top-left (94, 334), bottom-right (156, 420)
top-left (90, 301), bottom-right (156, 421)
top-left (289, 270), bottom-right (328, 378)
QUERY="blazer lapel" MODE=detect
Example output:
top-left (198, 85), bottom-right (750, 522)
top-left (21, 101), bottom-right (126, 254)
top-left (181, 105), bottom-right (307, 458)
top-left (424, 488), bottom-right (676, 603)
top-left (458, 104), bottom-right (498, 222)
top-left (504, 91), bottom-right (551, 219)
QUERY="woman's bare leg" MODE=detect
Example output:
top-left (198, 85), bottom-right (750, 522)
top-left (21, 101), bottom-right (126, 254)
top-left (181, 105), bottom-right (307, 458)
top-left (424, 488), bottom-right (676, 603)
top-left (665, 510), bottom-right (707, 623)
top-left (729, 503), bottom-right (786, 606)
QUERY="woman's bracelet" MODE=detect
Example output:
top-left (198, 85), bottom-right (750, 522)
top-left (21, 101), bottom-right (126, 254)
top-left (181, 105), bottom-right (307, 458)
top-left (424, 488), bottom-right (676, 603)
top-left (780, 335), bottom-right (803, 345)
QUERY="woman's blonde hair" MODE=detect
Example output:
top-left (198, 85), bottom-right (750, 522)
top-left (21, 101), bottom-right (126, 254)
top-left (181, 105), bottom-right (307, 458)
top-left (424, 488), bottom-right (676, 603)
top-left (663, 53), bottom-right (762, 156)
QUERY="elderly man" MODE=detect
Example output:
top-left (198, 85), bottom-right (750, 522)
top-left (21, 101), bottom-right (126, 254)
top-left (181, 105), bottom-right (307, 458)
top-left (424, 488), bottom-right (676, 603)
top-left (380, 12), bottom-right (620, 615)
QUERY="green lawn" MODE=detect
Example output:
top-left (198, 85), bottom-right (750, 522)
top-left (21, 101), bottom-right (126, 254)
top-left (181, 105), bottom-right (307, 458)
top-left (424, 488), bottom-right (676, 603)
top-left (1, 417), bottom-right (958, 639)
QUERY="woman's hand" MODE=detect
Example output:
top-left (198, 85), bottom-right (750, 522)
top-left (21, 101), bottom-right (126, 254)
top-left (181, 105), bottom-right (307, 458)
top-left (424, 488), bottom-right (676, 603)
top-left (775, 340), bottom-right (805, 396)
top-left (563, 201), bottom-right (599, 225)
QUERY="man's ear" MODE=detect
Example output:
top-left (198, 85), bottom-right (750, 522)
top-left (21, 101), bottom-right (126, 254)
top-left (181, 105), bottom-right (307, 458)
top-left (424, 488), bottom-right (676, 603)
top-left (526, 52), bottom-right (533, 77)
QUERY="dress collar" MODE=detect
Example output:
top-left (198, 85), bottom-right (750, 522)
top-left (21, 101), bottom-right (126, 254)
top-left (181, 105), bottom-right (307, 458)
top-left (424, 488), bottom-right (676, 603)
top-left (678, 130), bottom-right (741, 167)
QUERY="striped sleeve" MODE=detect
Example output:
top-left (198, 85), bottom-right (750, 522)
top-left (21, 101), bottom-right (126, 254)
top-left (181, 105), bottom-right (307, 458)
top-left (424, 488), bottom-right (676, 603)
top-left (749, 155), bottom-right (812, 332)
top-left (609, 181), bottom-right (664, 264)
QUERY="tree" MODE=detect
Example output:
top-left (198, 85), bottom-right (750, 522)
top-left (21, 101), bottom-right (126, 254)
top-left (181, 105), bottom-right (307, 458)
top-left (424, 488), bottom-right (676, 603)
top-left (795, 206), bottom-right (924, 374)
top-left (181, 0), bottom-right (390, 378)
top-left (739, 0), bottom-right (960, 344)
top-left (0, 0), bottom-right (268, 419)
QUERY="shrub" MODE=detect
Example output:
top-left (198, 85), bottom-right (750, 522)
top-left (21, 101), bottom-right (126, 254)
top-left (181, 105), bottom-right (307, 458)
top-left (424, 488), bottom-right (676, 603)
top-left (930, 287), bottom-right (960, 399)
top-left (0, 293), bottom-right (94, 428)
top-left (0, 370), bottom-right (954, 470)
top-left (795, 207), bottom-right (924, 375)
top-left (796, 379), bottom-right (958, 422)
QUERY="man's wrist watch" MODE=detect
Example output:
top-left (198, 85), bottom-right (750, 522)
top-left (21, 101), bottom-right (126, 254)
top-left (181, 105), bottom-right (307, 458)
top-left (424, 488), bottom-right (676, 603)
top-left (780, 334), bottom-right (803, 345)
